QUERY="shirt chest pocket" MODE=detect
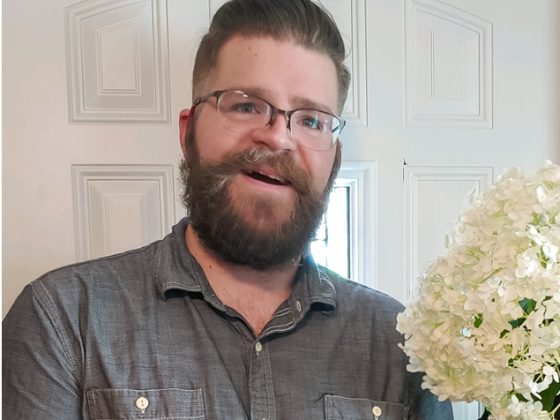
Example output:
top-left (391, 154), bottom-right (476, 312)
top-left (325, 395), bottom-right (408, 420)
top-left (86, 387), bottom-right (205, 420)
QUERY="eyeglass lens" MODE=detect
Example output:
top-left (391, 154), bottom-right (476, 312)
top-left (215, 91), bottom-right (342, 150)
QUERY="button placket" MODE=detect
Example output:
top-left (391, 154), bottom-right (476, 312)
top-left (249, 338), bottom-right (275, 420)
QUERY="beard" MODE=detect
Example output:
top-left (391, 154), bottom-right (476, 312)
top-left (179, 127), bottom-right (341, 271)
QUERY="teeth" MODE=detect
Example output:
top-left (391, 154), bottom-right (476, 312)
top-left (246, 170), bottom-right (288, 186)
top-left (257, 171), bottom-right (285, 183)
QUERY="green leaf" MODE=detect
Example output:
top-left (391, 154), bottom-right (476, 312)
top-left (539, 379), bottom-right (560, 412)
top-left (519, 298), bottom-right (537, 315)
top-left (473, 313), bottom-right (483, 328)
top-left (509, 317), bottom-right (526, 329)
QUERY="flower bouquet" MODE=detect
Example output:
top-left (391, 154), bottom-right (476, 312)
top-left (397, 161), bottom-right (560, 419)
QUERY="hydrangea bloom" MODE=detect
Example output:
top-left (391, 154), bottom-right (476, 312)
top-left (397, 161), bottom-right (560, 419)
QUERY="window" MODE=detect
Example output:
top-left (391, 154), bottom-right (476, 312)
top-left (309, 162), bottom-right (376, 287)
top-left (310, 181), bottom-right (352, 279)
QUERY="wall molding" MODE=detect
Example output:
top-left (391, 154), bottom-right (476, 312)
top-left (72, 164), bottom-right (175, 260)
top-left (337, 0), bottom-right (368, 127)
top-left (403, 165), bottom-right (493, 299)
top-left (404, 0), bottom-right (493, 127)
top-left (66, 0), bottom-right (170, 122)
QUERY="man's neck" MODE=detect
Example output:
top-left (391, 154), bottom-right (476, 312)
top-left (185, 225), bottom-right (299, 336)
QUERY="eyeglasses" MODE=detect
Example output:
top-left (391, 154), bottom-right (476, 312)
top-left (193, 89), bottom-right (346, 151)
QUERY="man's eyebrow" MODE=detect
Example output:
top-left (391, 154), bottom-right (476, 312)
top-left (235, 86), bottom-right (336, 115)
top-left (291, 96), bottom-right (336, 115)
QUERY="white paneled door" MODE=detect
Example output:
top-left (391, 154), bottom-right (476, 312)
top-left (4, 1), bottom-right (559, 419)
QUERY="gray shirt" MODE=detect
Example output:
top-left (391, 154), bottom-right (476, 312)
top-left (3, 218), bottom-right (453, 419)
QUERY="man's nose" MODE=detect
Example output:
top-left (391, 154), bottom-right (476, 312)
top-left (251, 112), bottom-right (297, 152)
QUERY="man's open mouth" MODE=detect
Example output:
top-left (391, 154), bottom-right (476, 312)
top-left (243, 169), bottom-right (290, 186)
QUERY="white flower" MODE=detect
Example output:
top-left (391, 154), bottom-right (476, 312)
top-left (543, 365), bottom-right (559, 383)
top-left (503, 395), bottom-right (548, 420)
top-left (397, 161), bottom-right (560, 418)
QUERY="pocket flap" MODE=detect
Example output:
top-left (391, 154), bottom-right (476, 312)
top-left (86, 387), bottom-right (204, 419)
top-left (325, 395), bottom-right (408, 420)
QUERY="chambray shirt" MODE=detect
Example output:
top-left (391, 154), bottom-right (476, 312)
top-left (3, 218), bottom-right (453, 420)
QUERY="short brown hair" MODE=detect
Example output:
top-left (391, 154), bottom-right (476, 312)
top-left (192, 0), bottom-right (350, 113)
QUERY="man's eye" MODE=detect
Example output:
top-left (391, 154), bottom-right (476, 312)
top-left (300, 116), bottom-right (323, 131)
top-left (234, 102), bottom-right (259, 113)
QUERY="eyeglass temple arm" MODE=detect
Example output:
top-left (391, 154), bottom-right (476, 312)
top-left (179, 106), bottom-right (197, 145)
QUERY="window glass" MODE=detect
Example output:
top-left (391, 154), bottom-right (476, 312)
top-left (310, 184), bottom-right (350, 278)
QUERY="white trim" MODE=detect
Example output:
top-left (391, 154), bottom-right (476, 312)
top-left (72, 164), bottom-right (175, 260)
top-left (336, 160), bottom-right (377, 288)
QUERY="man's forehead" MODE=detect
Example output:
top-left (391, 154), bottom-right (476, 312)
top-left (206, 35), bottom-right (339, 113)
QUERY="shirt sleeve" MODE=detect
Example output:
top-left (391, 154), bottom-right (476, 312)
top-left (2, 284), bottom-right (82, 419)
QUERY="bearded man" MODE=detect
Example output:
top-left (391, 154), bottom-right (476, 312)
top-left (3, 0), bottom-right (453, 418)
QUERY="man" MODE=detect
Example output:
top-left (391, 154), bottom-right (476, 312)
top-left (3, 0), bottom-right (453, 418)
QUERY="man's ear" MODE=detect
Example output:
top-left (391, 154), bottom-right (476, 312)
top-left (179, 107), bottom-right (196, 156)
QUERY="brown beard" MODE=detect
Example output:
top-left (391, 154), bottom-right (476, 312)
top-left (179, 127), bottom-right (341, 271)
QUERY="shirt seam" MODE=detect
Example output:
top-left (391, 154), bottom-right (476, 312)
top-left (31, 281), bottom-right (82, 385)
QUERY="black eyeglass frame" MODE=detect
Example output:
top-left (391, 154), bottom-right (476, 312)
top-left (193, 89), bottom-right (346, 149)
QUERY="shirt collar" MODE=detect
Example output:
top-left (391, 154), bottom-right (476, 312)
top-left (153, 217), bottom-right (337, 310)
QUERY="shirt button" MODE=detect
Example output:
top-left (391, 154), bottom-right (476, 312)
top-left (255, 341), bottom-right (263, 353)
top-left (135, 396), bottom-right (149, 413)
top-left (372, 405), bottom-right (383, 417)
top-left (296, 300), bottom-right (302, 312)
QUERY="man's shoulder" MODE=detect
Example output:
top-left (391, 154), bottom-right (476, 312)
top-left (317, 265), bottom-right (405, 317)
top-left (313, 266), bottom-right (407, 352)
top-left (29, 239), bottom-right (163, 303)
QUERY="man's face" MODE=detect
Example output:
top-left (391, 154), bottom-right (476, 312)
top-left (181, 36), bottom-right (341, 270)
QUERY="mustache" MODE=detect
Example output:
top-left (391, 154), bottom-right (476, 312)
top-left (199, 148), bottom-right (313, 194)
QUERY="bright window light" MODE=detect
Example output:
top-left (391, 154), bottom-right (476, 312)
top-left (310, 183), bottom-right (350, 278)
